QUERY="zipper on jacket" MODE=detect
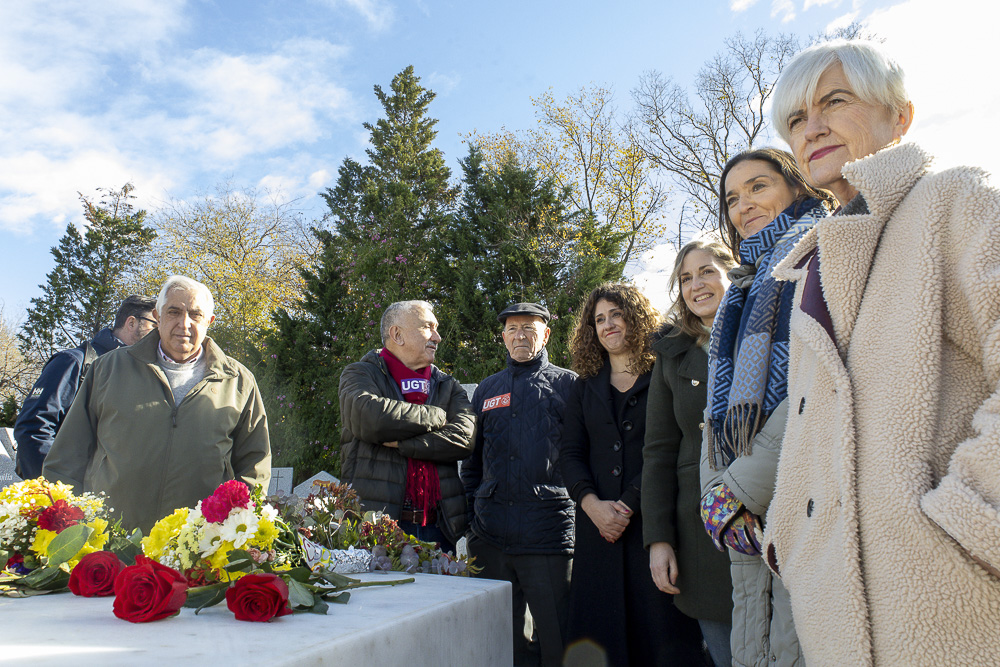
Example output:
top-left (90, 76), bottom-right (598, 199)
top-left (171, 406), bottom-right (177, 427)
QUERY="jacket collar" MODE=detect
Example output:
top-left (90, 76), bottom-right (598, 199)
top-left (652, 326), bottom-right (698, 358)
top-left (92, 327), bottom-right (125, 355)
top-left (774, 142), bottom-right (933, 351)
top-left (507, 347), bottom-right (549, 375)
top-left (128, 330), bottom-right (237, 378)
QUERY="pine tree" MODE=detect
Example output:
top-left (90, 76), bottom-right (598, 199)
top-left (268, 67), bottom-right (455, 480)
top-left (19, 184), bottom-right (155, 359)
top-left (432, 146), bottom-right (623, 381)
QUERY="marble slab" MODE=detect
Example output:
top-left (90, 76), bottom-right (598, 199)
top-left (292, 471), bottom-right (340, 498)
top-left (267, 467), bottom-right (293, 496)
top-left (0, 429), bottom-right (21, 489)
top-left (0, 572), bottom-right (512, 666)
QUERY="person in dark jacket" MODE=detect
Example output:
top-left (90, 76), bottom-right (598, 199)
top-left (15, 295), bottom-right (157, 478)
top-left (462, 302), bottom-right (577, 667)
top-left (561, 284), bottom-right (704, 666)
top-left (339, 300), bottom-right (476, 552)
top-left (642, 239), bottom-right (737, 667)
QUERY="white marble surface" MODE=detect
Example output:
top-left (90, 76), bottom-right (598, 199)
top-left (0, 572), bottom-right (512, 666)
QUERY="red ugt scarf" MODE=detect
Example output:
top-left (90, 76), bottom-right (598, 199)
top-left (379, 348), bottom-right (441, 525)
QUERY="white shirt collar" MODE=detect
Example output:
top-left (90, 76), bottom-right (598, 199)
top-left (158, 341), bottom-right (204, 365)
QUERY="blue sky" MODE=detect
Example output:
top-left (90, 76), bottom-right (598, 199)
top-left (2, 0), bottom-right (994, 318)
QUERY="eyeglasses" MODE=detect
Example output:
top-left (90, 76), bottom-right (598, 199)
top-left (137, 316), bottom-right (158, 326)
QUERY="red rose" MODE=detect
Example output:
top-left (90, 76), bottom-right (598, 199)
top-left (37, 499), bottom-right (85, 533)
top-left (113, 555), bottom-right (188, 623)
top-left (225, 573), bottom-right (293, 622)
top-left (69, 551), bottom-right (125, 597)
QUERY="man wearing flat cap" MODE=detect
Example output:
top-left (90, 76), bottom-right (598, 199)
top-left (462, 303), bottom-right (577, 667)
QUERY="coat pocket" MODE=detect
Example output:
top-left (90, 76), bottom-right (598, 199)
top-left (730, 552), bottom-right (773, 667)
top-left (532, 484), bottom-right (570, 500)
top-left (474, 478), bottom-right (498, 499)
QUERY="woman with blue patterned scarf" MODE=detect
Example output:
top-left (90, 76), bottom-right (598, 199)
top-left (698, 148), bottom-right (834, 667)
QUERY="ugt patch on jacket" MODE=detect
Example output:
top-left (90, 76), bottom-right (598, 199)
top-left (482, 393), bottom-right (511, 411)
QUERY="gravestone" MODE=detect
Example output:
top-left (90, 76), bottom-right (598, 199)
top-left (293, 471), bottom-right (340, 498)
top-left (1, 428), bottom-right (15, 460)
top-left (0, 429), bottom-right (21, 489)
top-left (267, 467), bottom-right (294, 496)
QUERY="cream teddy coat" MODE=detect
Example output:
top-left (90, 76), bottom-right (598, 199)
top-left (764, 141), bottom-right (1000, 666)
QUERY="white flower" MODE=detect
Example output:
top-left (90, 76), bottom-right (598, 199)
top-left (260, 504), bottom-right (278, 522)
top-left (198, 522), bottom-right (224, 556)
top-left (220, 507), bottom-right (259, 549)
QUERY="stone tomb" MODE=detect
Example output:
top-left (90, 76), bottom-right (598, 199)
top-left (267, 466), bottom-right (294, 496)
top-left (0, 427), bottom-right (22, 489)
top-left (292, 470), bottom-right (340, 498)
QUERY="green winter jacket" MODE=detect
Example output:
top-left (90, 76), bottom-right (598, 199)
top-left (339, 350), bottom-right (476, 543)
top-left (43, 331), bottom-right (271, 534)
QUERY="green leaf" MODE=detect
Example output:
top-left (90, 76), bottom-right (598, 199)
top-left (223, 550), bottom-right (255, 573)
top-left (286, 577), bottom-right (314, 609)
top-left (324, 590), bottom-right (350, 605)
top-left (284, 566), bottom-right (313, 583)
top-left (185, 583), bottom-right (229, 613)
top-left (315, 570), bottom-right (354, 587)
top-left (308, 594), bottom-right (328, 615)
top-left (46, 524), bottom-right (93, 566)
top-left (0, 548), bottom-right (9, 565)
top-left (20, 566), bottom-right (70, 591)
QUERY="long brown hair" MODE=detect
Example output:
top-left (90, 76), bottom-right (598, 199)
top-left (667, 238), bottom-right (737, 345)
top-left (569, 283), bottom-right (660, 378)
top-left (717, 148), bottom-right (836, 258)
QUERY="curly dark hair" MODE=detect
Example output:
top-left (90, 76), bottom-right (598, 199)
top-left (718, 147), bottom-right (836, 258)
top-left (569, 283), bottom-right (660, 378)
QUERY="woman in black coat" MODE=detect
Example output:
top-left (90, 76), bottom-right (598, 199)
top-left (560, 283), bottom-right (704, 666)
top-left (642, 239), bottom-right (737, 667)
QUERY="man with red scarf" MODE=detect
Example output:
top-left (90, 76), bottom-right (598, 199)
top-left (339, 300), bottom-right (475, 551)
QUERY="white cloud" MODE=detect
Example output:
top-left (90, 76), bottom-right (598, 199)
top-left (628, 243), bottom-right (680, 315)
top-left (861, 0), bottom-right (1000, 176)
top-left (771, 0), bottom-right (797, 22)
top-left (729, 0), bottom-right (760, 10)
top-left (824, 11), bottom-right (860, 33)
top-left (803, 0), bottom-right (841, 10)
top-left (426, 72), bottom-right (461, 96)
top-left (312, 0), bottom-right (394, 31)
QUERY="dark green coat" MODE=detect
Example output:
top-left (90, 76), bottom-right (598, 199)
top-left (642, 327), bottom-right (733, 623)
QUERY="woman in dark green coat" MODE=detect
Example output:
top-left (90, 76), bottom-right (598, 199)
top-left (642, 239), bottom-right (737, 667)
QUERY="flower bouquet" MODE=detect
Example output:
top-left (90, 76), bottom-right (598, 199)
top-left (0, 478), bottom-right (125, 595)
top-left (275, 482), bottom-right (476, 576)
top-left (139, 480), bottom-right (413, 620)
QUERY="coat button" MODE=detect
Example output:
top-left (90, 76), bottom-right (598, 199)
top-left (510, 455), bottom-right (515, 461)
top-left (612, 465), bottom-right (622, 477)
top-left (622, 420), bottom-right (633, 431)
top-left (613, 441), bottom-right (622, 452)
top-left (508, 501), bottom-right (514, 506)
top-left (806, 499), bottom-right (814, 517)
top-left (691, 379), bottom-right (700, 386)
top-left (628, 396), bottom-right (637, 407)
top-left (799, 397), bottom-right (806, 415)
top-left (699, 422), bottom-right (705, 430)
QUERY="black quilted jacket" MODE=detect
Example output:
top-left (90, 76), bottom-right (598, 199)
top-left (462, 348), bottom-right (577, 554)
top-left (339, 350), bottom-right (476, 544)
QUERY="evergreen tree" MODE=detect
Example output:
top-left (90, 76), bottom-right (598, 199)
top-left (268, 66), bottom-right (455, 480)
top-left (19, 184), bottom-right (155, 359)
top-left (433, 146), bottom-right (623, 382)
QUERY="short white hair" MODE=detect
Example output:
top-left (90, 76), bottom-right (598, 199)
top-left (156, 275), bottom-right (215, 319)
top-left (772, 40), bottom-right (910, 144)
top-left (380, 300), bottom-right (433, 344)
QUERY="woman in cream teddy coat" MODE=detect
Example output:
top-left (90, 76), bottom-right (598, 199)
top-left (763, 40), bottom-right (1000, 666)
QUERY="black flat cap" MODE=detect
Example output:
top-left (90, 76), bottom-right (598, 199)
top-left (497, 302), bottom-right (550, 324)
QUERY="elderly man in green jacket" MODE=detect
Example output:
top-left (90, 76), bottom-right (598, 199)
top-left (43, 275), bottom-right (271, 534)
top-left (339, 300), bottom-right (475, 553)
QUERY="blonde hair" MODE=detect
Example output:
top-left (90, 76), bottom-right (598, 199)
top-left (667, 239), bottom-right (737, 345)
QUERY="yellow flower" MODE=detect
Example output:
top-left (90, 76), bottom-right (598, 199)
top-left (253, 519), bottom-right (279, 549)
top-left (85, 518), bottom-right (109, 551)
top-left (142, 509), bottom-right (189, 558)
top-left (207, 540), bottom-right (234, 572)
top-left (31, 529), bottom-right (57, 556)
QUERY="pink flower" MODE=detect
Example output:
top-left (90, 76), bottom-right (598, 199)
top-left (201, 481), bottom-right (251, 523)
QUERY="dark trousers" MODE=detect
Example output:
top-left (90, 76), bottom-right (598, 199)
top-left (469, 535), bottom-right (572, 667)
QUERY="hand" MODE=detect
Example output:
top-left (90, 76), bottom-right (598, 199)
top-left (383, 441), bottom-right (399, 449)
top-left (581, 494), bottom-right (630, 543)
top-left (649, 542), bottom-right (680, 594)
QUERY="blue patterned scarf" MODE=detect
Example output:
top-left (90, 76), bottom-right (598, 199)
top-left (706, 198), bottom-right (827, 469)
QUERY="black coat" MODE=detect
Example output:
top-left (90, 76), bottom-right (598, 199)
top-left (462, 348), bottom-right (577, 554)
top-left (642, 328), bottom-right (734, 623)
top-left (560, 360), bottom-right (703, 666)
